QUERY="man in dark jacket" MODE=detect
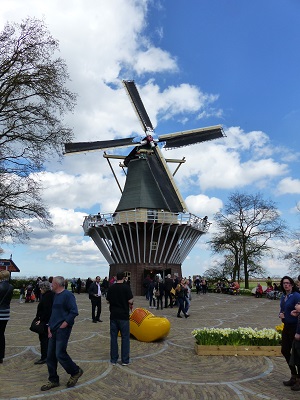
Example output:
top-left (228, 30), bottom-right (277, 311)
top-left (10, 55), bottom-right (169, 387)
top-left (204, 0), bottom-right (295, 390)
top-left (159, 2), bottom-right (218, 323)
top-left (164, 274), bottom-right (174, 308)
top-left (106, 272), bottom-right (133, 365)
top-left (88, 276), bottom-right (102, 323)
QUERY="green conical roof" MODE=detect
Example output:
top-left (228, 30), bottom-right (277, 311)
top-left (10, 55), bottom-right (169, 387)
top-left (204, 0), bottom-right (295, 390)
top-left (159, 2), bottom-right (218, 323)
top-left (115, 158), bottom-right (168, 211)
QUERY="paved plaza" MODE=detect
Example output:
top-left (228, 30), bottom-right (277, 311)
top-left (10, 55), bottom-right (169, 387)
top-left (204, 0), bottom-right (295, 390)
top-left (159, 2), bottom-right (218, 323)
top-left (0, 291), bottom-right (297, 399)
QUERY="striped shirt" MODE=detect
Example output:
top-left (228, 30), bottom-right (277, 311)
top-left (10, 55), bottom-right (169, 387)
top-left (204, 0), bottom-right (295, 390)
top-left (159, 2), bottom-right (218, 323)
top-left (0, 281), bottom-right (14, 321)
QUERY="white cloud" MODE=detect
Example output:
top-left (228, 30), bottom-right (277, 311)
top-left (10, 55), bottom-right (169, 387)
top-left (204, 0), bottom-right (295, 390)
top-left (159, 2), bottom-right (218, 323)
top-left (36, 168), bottom-right (121, 211)
top-left (185, 194), bottom-right (223, 217)
top-left (169, 126), bottom-right (288, 192)
top-left (277, 177), bottom-right (300, 195)
top-left (135, 48), bottom-right (178, 74)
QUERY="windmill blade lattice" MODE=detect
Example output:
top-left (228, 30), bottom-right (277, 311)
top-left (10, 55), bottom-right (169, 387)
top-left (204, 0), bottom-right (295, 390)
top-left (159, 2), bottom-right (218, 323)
top-left (64, 137), bottom-right (135, 154)
top-left (159, 125), bottom-right (224, 149)
top-left (123, 80), bottom-right (154, 133)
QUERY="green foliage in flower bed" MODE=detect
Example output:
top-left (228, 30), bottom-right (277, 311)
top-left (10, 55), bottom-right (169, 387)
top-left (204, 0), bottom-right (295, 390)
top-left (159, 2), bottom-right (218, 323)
top-left (192, 327), bottom-right (281, 346)
top-left (238, 288), bottom-right (252, 295)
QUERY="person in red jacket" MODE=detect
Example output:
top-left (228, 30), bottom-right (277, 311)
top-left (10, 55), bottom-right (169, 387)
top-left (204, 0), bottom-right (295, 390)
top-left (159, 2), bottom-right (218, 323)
top-left (255, 283), bottom-right (263, 298)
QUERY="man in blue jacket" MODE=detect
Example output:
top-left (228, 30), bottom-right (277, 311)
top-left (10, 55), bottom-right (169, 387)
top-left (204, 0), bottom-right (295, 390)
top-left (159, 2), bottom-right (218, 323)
top-left (41, 276), bottom-right (83, 391)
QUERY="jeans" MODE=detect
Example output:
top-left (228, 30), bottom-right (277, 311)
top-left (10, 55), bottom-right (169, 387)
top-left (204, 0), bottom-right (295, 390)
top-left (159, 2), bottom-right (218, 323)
top-left (47, 326), bottom-right (79, 382)
top-left (184, 296), bottom-right (190, 314)
top-left (110, 319), bottom-right (130, 364)
top-left (149, 294), bottom-right (156, 308)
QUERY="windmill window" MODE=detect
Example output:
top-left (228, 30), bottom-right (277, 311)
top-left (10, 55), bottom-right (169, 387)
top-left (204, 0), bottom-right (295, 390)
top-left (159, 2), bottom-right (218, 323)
top-left (151, 242), bottom-right (157, 250)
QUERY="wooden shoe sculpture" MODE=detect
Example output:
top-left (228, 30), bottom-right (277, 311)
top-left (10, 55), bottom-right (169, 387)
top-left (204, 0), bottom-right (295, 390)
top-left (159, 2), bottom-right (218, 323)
top-left (130, 308), bottom-right (171, 342)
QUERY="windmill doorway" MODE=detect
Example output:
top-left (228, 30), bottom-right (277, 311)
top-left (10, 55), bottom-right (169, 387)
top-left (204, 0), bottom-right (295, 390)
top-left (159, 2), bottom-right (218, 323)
top-left (143, 268), bottom-right (171, 281)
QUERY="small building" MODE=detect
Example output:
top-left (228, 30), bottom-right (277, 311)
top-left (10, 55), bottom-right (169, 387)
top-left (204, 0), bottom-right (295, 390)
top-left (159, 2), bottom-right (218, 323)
top-left (0, 259), bottom-right (20, 273)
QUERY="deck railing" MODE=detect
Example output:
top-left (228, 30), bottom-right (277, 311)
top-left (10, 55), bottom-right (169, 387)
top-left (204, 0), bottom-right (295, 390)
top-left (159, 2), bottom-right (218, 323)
top-left (83, 209), bottom-right (210, 233)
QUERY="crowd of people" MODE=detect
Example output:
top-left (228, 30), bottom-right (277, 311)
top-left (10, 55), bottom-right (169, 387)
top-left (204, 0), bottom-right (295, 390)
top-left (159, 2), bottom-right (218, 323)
top-left (0, 271), bottom-right (133, 391)
top-left (143, 273), bottom-right (192, 318)
top-left (3, 271), bottom-right (300, 392)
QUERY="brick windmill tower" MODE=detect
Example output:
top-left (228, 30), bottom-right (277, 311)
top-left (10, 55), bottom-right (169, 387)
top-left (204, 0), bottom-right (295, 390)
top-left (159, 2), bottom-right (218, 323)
top-left (65, 81), bottom-right (224, 295)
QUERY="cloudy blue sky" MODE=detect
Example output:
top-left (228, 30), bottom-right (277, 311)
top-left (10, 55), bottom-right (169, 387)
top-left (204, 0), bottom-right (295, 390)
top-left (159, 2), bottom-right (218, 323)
top-left (1, 0), bottom-right (300, 280)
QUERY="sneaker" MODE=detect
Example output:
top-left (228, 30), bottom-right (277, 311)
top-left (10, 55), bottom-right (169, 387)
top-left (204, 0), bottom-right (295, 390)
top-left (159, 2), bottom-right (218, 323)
top-left (67, 367), bottom-right (83, 387)
top-left (41, 381), bottom-right (59, 391)
top-left (122, 363), bottom-right (129, 366)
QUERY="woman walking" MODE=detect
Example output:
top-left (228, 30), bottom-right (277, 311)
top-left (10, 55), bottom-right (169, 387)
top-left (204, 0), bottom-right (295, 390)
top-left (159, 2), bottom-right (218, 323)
top-left (175, 278), bottom-right (189, 318)
top-left (279, 275), bottom-right (300, 387)
top-left (33, 281), bottom-right (55, 364)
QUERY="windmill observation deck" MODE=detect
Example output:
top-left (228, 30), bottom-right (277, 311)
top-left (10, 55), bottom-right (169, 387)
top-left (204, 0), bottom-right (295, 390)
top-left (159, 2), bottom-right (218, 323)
top-left (83, 210), bottom-right (209, 284)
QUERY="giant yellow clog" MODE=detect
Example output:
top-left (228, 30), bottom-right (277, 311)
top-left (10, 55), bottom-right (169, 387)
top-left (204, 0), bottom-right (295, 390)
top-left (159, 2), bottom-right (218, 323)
top-left (130, 308), bottom-right (170, 342)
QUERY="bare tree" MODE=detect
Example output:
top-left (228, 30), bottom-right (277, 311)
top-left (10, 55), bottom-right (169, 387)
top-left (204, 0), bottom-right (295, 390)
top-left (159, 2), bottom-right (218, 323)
top-left (203, 257), bottom-right (236, 283)
top-left (209, 192), bottom-right (287, 288)
top-left (287, 204), bottom-right (300, 275)
top-left (209, 224), bottom-right (243, 281)
top-left (0, 17), bottom-right (76, 245)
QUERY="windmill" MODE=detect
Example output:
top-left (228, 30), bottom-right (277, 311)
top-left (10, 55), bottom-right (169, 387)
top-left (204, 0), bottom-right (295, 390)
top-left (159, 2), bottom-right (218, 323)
top-left (65, 80), bottom-right (225, 295)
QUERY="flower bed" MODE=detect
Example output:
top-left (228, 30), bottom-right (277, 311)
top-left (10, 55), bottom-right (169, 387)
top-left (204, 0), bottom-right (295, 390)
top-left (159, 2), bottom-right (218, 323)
top-left (192, 327), bottom-right (281, 356)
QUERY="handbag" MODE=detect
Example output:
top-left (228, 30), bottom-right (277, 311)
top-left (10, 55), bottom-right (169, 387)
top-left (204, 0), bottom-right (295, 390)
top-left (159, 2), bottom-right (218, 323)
top-left (29, 317), bottom-right (45, 334)
top-left (154, 289), bottom-right (160, 297)
top-left (170, 288), bottom-right (176, 296)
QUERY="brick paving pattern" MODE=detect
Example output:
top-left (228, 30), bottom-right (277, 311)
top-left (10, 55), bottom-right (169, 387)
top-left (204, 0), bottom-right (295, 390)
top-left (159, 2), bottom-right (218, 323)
top-left (0, 291), bottom-right (297, 399)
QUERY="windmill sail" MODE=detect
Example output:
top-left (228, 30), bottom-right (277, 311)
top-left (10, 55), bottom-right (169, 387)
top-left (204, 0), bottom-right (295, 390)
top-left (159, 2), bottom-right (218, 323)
top-left (123, 80), bottom-right (154, 132)
top-left (159, 125), bottom-right (224, 149)
top-left (64, 137), bottom-right (135, 154)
